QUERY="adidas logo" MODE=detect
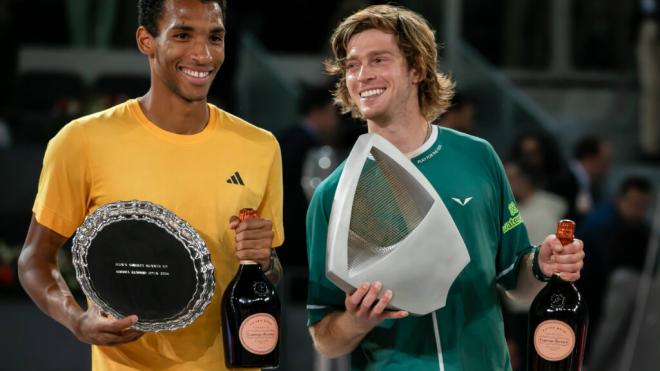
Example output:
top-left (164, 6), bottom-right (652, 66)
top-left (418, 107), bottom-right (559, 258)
top-left (226, 171), bottom-right (245, 185)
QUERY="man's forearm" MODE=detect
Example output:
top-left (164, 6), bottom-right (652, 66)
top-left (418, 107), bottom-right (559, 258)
top-left (309, 310), bottom-right (371, 358)
top-left (505, 252), bottom-right (547, 305)
top-left (18, 217), bottom-right (83, 335)
top-left (18, 250), bottom-right (83, 333)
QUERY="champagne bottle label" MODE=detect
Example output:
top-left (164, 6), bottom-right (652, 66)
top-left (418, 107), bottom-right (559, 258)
top-left (239, 313), bottom-right (279, 355)
top-left (533, 319), bottom-right (576, 361)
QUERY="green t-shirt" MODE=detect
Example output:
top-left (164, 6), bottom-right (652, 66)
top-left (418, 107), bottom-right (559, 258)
top-left (306, 127), bottom-right (533, 371)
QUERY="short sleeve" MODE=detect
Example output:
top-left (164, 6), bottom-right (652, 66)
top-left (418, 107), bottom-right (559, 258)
top-left (258, 137), bottom-right (284, 248)
top-left (306, 179), bottom-right (346, 326)
top-left (489, 144), bottom-right (534, 290)
top-left (32, 122), bottom-right (91, 237)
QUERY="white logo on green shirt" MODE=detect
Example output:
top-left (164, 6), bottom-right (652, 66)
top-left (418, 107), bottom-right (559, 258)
top-left (416, 144), bottom-right (443, 164)
top-left (451, 197), bottom-right (473, 206)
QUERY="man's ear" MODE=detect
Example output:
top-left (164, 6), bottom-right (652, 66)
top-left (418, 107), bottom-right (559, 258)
top-left (410, 66), bottom-right (423, 85)
top-left (136, 26), bottom-right (155, 56)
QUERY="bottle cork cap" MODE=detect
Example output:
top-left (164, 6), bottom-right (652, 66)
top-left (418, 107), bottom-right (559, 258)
top-left (556, 219), bottom-right (575, 246)
top-left (239, 208), bottom-right (257, 221)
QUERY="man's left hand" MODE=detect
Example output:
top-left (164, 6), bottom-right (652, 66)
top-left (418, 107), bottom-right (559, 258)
top-left (229, 215), bottom-right (274, 270)
top-left (538, 234), bottom-right (585, 281)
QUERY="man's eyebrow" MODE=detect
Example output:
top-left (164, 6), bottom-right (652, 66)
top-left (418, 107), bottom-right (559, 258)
top-left (169, 24), bottom-right (226, 33)
top-left (170, 24), bottom-right (194, 32)
top-left (368, 50), bottom-right (394, 57)
top-left (346, 50), bottom-right (394, 60)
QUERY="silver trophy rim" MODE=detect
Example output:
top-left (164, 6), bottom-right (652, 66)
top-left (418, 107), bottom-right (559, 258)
top-left (71, 200), bottom-right (216, 332)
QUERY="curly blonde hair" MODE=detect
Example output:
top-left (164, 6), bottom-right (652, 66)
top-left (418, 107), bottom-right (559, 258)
top-left (325, 5), bottom-right (454, 122)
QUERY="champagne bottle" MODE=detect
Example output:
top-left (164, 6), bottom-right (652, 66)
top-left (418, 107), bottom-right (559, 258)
top-left (222, 208), bottom-right (280, 368)
top-left (528, 220), bottom-right (588, 371)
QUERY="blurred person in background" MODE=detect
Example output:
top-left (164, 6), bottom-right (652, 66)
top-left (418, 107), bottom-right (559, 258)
top-left (277, 80), bottom-right (339, 302)
top-left (509, 131), bottom-right (567, 191)
top-left (505, 159), bottom-right (567, 245)
top-left (17, 1), bottom-right (284, 370)
top-left (548, 135), bottom-right (612, 223)
top-left (577, 176), bottom-right (653, 362)
top-left (636, 0), bottom-right (660, 161)
top-left (438, 92), bottom-right (476, 134)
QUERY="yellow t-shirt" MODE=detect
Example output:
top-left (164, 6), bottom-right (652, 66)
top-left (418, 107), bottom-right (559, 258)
top-left (33, 99), bottom-right (284, 371)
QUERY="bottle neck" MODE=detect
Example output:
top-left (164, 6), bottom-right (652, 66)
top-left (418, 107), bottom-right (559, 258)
top-left (238, 260), bottom-right (263, 273)
top-left (550, 273), bottom-right (574, 286)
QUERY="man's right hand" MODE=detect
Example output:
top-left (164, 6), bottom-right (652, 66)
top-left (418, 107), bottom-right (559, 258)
top-left (344, 281), bottom-right (408, 333)
top-left (309, 281), bottom-right (409, 358)
top-left (19, 217), bottom-right (145, 347)
top-left (72, 304), bottom-right (144, 345)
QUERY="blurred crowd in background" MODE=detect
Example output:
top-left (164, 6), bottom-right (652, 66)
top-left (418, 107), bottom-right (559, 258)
top-left (0, 1), bottom-right (658, 370)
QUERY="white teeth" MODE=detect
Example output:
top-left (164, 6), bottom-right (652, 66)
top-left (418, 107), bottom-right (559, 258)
top-left (182, 68), bottom-right (210, 78)
top-left (360, 88), bottom-right (384, 98)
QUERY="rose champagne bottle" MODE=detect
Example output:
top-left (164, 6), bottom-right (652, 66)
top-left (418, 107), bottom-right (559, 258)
top-left (222, 208), bottom-right (280, 368)
top-left (528, 219), bottom-right (588, 371)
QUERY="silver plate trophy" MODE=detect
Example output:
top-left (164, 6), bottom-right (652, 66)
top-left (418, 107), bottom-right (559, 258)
top-left (72, 200), bottom-right (215, 332)
top-left (327, 133), bottom-right (470, 315)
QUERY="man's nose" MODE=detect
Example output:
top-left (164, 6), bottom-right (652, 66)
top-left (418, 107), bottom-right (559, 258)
top-left (357, 65), bottom-right (375, 82)
top-left (192, 40), bottom-right (213, 64)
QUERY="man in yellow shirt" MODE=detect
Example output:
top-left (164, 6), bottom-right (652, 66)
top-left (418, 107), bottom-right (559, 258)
top-left (17, 0), bottom-right (284, 370)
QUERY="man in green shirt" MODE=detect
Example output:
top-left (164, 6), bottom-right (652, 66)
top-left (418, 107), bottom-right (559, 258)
top-left (306, 5), bottom-right (585, 370)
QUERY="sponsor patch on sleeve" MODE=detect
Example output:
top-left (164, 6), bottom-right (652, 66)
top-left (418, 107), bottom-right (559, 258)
top-left (502, 202), bottom-right (523, 234)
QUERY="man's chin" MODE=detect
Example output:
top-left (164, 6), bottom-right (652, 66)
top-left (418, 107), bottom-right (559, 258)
top-left (181, 93), bottom-right (209, 103)
top-left (360, 109), bottom-right (383, 122)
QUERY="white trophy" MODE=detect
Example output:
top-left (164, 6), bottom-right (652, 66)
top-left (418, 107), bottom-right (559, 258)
top-left (326, 133), bottom-right (470, 315)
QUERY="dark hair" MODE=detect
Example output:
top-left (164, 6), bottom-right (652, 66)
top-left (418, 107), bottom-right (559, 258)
top-left (298, 81), bottom-right (335, 116)
top-left (618, 176), bottom-right (652, 197)
top-left (509, 131), bottom-right (565, 175)
top-left (507, 159), bottom-right (543, 189)
top-left (573, 135), bottom-right (603, 160)
top-left (138, 0), bottom-right (227, 37)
